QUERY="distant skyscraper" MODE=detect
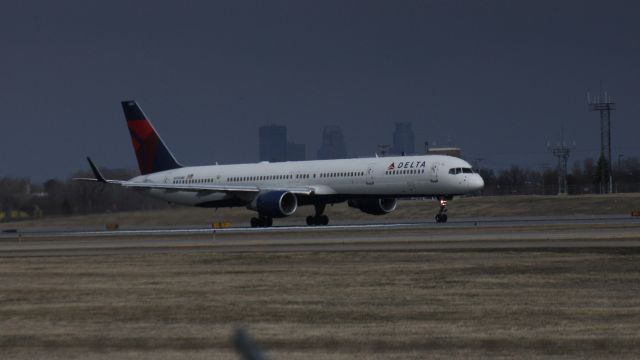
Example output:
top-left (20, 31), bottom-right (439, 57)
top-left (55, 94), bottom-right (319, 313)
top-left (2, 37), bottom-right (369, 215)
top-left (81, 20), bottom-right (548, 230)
top-left (392, 122), bottom-right (415, 155)
top-left (286, 142), bottom-right (306, 161)
top-left (259, 125), bottom-right (287, 162)
top-left (317, 125), bottom-right (347, 160)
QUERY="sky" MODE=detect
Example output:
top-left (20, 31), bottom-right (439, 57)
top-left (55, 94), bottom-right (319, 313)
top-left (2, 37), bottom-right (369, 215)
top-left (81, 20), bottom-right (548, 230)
top-left (1, 0), bottom-right (639, 181)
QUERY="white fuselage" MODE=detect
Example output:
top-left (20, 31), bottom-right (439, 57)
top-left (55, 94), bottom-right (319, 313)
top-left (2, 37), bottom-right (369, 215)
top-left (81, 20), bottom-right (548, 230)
top-left (130, 155), bottom-right (484, 208)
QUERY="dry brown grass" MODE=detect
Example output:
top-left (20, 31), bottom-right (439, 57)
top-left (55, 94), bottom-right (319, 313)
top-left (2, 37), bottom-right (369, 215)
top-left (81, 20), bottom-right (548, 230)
top-left (2, 249), bottom-right (640, 359)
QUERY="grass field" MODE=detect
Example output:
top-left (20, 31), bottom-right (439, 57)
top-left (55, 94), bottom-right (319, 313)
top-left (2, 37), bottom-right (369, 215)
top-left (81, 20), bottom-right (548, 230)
top-left (2, 194), bottom-right (640, 358)
top-left (2, 249), bottom-right (640, 359)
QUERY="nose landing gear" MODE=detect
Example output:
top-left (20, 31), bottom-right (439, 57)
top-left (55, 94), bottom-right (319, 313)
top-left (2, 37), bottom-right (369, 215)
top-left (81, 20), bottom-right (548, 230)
top-left (435, 198), bottom-right (448, 223)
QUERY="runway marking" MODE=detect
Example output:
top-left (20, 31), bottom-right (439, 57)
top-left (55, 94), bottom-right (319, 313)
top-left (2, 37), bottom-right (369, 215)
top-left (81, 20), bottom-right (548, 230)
top-left (2, 215), bottom-right (640, 258)
top-left (1, 215), bottom-right (638, 240)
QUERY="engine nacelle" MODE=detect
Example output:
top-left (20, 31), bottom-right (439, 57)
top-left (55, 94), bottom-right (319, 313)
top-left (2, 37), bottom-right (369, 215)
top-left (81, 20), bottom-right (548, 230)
top-left (348, 198), bottom-right (397, 215)
top-left (251, 191), bottom-right (298, 218)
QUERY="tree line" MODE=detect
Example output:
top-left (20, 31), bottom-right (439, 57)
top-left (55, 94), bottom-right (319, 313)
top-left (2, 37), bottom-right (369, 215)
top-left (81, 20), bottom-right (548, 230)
top-left (478, 156), bottom-right (640, 195)
top-left (2, 156), bottom-right (640, 219)
top-left (0, 169), bottom-right (168, 220)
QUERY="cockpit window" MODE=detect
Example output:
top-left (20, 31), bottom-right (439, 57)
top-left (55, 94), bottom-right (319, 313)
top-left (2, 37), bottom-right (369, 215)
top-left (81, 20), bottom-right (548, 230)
top-left (449, 167), bottom-right (474, 175)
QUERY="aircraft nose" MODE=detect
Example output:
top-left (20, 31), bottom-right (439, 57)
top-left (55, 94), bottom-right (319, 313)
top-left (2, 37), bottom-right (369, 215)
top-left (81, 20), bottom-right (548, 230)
top-left (469, 174), bottom-right (484, 191)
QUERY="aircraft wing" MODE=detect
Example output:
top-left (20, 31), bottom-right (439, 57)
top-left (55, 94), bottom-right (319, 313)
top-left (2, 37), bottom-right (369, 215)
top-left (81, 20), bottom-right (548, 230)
top-left (73, 177), bottom-right (127, 185)
top-left (120, 181), bottom-right (315, 195)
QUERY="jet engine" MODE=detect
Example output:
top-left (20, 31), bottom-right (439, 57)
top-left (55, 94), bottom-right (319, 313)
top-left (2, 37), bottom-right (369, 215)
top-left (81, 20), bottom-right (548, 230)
top-left (251, 191), bottom-right (298, 218)
top-left (347, 198), bottom-right (397, 215)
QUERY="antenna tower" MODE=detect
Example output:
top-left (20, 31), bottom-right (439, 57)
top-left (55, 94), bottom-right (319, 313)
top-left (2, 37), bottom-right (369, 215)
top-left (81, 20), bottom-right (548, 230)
top-left (588, 89), bottom-right (615, 193)
top-left (549, 132), bottom-right (573, 195)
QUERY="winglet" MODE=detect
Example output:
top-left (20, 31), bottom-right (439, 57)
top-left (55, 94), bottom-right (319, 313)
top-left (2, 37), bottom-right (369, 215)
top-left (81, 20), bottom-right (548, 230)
top-left (87, 157), bottom-right (107, 183)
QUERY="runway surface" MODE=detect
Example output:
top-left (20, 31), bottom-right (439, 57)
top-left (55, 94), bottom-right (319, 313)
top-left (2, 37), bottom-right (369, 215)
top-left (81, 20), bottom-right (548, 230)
top-left (2, 215), bottom-right (640, 256)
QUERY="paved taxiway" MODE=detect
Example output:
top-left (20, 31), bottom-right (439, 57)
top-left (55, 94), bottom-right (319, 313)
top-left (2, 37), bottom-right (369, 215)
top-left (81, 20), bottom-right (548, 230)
top-left (1, 216), bottom-right (640, 257)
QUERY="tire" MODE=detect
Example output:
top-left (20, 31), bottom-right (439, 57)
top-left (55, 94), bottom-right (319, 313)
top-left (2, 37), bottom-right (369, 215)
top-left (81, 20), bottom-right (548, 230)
top-left (322, 215), bottom-right (329, 226)
top-left (306, 216), bottom-right (314, 226)
top-left (435, 214), bottom-right (441, 223)
top-left (441, 214), bottom-right (448, 223)
top-left (250, 218), bottom-right (258, 228)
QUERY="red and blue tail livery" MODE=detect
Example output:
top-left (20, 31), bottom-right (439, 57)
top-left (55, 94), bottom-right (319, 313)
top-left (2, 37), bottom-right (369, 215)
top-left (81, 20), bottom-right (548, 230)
top-left (122, 101), bottom-right (182, 175)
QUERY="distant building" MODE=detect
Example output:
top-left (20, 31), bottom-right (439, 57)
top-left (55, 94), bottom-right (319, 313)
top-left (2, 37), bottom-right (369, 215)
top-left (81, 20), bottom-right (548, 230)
top-left (392, 122), bottom-right (415, 155)
top-left (286, 142), bottom-right (306, 161)
top-left (317, 125), bottom-right (347, 160)
top-left (259, 125), bottom-right (287, 162)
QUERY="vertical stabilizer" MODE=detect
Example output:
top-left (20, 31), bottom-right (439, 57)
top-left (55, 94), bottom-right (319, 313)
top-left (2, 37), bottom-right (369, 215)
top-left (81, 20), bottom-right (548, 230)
top-left (121, 101), bottom-right (182, 175)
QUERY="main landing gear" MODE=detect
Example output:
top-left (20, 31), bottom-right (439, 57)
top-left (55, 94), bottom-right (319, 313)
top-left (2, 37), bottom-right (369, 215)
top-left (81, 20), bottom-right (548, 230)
top-left (250, 215), bottom-right (273, 228)
top-left (435, 198), bottom-right (448, 223)
top-left (306, 203), bottom-right (329, 226)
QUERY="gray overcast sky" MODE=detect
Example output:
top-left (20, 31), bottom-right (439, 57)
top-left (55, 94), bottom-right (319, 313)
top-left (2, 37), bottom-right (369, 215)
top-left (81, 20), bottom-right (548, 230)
top-left (1, 1), bottom-right (639, 181)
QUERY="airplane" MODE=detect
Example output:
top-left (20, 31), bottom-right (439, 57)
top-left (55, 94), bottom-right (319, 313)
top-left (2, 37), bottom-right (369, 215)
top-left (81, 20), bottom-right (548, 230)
top-left (76, 101), bottom-right (484, 227)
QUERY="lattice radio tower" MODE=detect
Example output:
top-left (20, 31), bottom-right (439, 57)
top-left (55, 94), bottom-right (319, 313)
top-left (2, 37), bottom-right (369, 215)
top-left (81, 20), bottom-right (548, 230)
top-left (588, 89), bottom-right (615, 193)
top-left (548, 130), bottom-right (573, 195)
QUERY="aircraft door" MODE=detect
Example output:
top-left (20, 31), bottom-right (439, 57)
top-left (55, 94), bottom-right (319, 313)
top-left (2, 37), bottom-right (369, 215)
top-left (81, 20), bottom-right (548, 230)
top-left (430, 162), bottom-right (439, 183)
top-left (366, 163), bottom-right (375, 185)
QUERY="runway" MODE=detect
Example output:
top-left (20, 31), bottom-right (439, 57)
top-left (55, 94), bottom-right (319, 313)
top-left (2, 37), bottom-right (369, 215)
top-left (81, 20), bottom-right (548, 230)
top-left (2, 215), bottom-right (640, 256)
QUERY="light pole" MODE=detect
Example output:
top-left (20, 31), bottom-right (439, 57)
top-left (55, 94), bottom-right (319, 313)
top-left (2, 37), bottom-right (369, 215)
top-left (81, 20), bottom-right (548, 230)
top-left (617, 154), bottom-right (624, 193)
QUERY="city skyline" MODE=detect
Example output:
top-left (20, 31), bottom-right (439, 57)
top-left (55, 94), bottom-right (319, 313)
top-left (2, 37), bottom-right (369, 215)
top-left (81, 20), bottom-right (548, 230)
top-left (318, 125), bottom-right (347, 160)
top-left (1, 1), bottom-right (639, 180)
top-left (258, 125), bottom-right (288, 162)
top-left (392, 122), bottom-right (416, 155)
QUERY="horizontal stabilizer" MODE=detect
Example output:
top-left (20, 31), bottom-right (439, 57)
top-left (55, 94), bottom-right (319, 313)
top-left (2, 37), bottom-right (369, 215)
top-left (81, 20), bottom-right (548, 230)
top-left (87, 157), bottom-right (107, 183)
top-left (73, 157), bottom-right (124, 185)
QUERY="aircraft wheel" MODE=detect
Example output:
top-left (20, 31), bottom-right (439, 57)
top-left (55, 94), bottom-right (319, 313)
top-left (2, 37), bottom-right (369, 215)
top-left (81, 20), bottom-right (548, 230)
top-left (250, 217), bottom-right (259, 228)
top-left (321, 215), bottom-right (329, 226)
top-left (306, 216), bottom-right (314, 226)
top-left (441, 214), bottom-right (448, 223)
top-left (435, 214), bottom-right (442, 223)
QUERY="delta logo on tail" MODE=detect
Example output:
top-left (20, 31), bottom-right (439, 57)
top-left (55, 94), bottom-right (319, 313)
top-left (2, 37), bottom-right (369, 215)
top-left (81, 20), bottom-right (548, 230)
top-left (122, 101), bottom-right (182, 175)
